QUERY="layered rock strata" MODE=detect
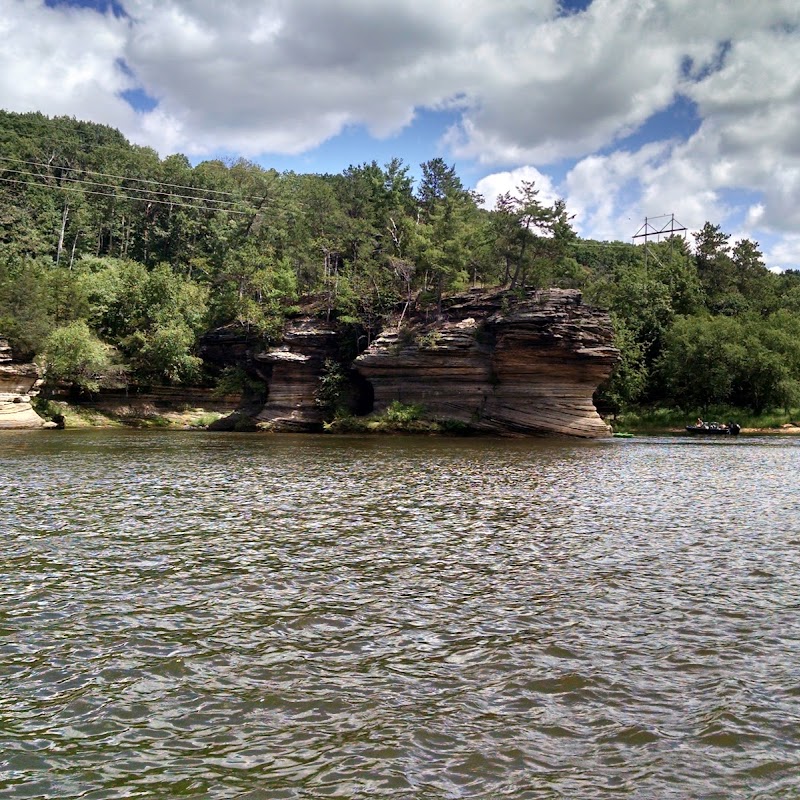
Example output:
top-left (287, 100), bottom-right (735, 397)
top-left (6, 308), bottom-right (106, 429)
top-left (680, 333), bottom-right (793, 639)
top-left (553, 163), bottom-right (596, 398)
top-left (253, 318), bottom-right (343, 432)
top-left (0, 338), bottom-right (46, 429)
top-left (69, 385), bottom-right (242, 418)
top-left (354, 288), bottom-right (618, 437)
top-left (208, 288), bottom-right (617, 437)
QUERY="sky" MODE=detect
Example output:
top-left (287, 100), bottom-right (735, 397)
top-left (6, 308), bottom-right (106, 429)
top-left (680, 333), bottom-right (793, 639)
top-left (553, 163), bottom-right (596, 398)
top-left (2, 0), bottom-right (800, 269)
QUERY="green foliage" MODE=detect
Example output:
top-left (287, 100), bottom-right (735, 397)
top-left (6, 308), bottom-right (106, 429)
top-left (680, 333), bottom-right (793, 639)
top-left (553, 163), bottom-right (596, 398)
top-left (0, 253), bottom-right (55, 357)
top-left (657, 315), bottom-right (743, 410)
top-left (38, 320), bottom-right (114, 392)
top-left (417, 329), bottom-right (443, 350)
top-left (383, 400), bottom-right (425, 423)
top-left (212, 366), bottom-right (266, 401)
top-left (315, 358), bottom-right (350, 419)
top-left (207, 243), bottom-right (296, 336)
top-left (595, 314), bottom-right (649, 414)
top-left (657, 312), bottom-right (800, 413)
top-left (437, 418), bottom-right (474, 435)
top-left (126, 323), bottom-right (202, 385)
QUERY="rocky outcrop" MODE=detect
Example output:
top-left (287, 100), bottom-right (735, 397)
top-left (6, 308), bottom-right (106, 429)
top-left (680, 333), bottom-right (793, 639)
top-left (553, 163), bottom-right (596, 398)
top-left (70, 385), bottom-right (242, 418)
top-left (207, 288), bottom-right (618, 438)
top-left (0, 338), bottom-right (47, 429)
top-left (253, 318), bottom-right (343, 431)
top-left (354, 288), bottom-right (618, 437)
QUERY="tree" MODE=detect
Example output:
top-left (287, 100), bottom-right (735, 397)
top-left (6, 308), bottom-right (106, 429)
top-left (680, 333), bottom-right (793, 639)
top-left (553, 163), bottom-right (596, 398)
top-left (208, 243), bottom-right (295, 337)
top-left (693, 222), bottom-right (737, 311)
top-left (657, 315), bottom-right (745, 411)
top-left (414, 159), bottom-right (479, 307)
top-left (595, 314), bottom-right (648, 416)
top-left (0, 253), bottom-right (55, 358)
top-left (38, 320), bottom-right (114, 393)
top-left (731, 238), bottom-right (774, 314)
top-left (657, 312), bottom-right (800, 413)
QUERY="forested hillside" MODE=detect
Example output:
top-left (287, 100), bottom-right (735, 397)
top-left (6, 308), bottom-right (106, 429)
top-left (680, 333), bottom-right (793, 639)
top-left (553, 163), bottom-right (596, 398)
top-left (2, 110), bottom-right (799, 414)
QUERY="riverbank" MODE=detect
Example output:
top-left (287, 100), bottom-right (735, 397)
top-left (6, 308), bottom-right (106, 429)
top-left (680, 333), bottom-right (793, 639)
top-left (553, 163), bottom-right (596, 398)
top-left (25, 398), bottom-right (800, 437)
top-left (32, 398), bottom-right (225, 430)
top-left (612, 406), bottom-right (800, 436)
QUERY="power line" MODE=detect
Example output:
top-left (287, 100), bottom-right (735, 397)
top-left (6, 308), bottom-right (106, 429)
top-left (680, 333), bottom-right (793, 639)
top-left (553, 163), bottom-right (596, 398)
top-left (0, 175), bottom-right (253, 215)
top-left (0, 165), bottom-right (250, 209)
top-left (568, 241), bottom-right (637, 249)
top-left (0, 155), bottom-right (269, 204)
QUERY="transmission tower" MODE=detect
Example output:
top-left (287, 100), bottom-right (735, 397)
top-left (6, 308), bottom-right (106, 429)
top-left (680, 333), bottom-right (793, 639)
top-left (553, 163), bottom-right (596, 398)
top-left (632, 214), bottom-right (687, 270)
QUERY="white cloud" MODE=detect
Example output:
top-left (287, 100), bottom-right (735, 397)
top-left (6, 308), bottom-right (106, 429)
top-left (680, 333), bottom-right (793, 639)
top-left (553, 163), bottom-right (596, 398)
top-left (117, 0), bottom-right (563, 156)
top-left (474, 166), bottom-right (560, 210)
top-left (3, 0), bottom-right (799, 169)
top-left (0, 0), bottom-right (135, 129)
top-left (764, 235), bottom-right (800, 274)
top-left (475, 1), bottom-right (800, 261)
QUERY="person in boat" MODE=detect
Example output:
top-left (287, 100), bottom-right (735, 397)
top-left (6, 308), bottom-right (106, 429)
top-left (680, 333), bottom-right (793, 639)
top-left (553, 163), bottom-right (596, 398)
top-left (695, 417), bottom-right (704, 428)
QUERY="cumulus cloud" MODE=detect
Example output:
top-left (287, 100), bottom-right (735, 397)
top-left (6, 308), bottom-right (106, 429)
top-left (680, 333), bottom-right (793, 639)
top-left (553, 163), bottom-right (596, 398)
top-left (3, 0), bottom-right (798, 167)
top-left (764, 235), bottom-right (800, 274)
top-left (474, 166), bottom-right (561, 211)
top-left (118, 0), bottom-right (563, 155)
top-left (0, 0), bottom-right (135, 129)
top-left (475, 1), bottom-right (800, 257)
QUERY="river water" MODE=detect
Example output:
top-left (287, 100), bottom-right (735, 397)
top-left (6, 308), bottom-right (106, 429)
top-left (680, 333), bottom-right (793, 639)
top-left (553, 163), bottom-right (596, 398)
top-left (1, 430), bottom-right (799, 799)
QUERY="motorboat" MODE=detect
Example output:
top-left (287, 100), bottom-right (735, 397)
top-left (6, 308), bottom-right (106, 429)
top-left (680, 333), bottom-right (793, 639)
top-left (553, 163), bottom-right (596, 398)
top-left (685, 421), bottom-right (741, 436)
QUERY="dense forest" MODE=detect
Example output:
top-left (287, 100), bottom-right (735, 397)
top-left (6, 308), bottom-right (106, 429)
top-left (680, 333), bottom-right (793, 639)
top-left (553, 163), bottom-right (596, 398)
top-left (2, 110), bottom-right (800, 416)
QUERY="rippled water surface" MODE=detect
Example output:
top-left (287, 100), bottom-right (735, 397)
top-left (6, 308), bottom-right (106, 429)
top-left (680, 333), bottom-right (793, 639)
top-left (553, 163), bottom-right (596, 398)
top-left (1, 430), bottom-right (799, 798)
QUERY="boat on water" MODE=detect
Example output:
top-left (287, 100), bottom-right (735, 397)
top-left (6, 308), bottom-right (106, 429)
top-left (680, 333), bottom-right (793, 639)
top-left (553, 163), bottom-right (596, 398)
top-left (686, 420), bottom-right (741, 436)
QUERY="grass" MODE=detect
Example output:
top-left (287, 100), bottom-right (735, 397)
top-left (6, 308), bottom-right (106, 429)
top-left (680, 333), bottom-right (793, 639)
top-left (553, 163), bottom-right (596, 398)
top-left (32, 398), bottom-right (123, 428)
top-left (32, 397), bottom-right (225, 430)
top-left (324, 402), bottom-right (477, 436)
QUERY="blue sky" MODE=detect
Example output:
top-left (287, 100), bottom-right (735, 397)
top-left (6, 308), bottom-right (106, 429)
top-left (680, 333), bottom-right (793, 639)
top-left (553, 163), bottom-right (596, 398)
top-left (3, 0), bottom-right (800, 269)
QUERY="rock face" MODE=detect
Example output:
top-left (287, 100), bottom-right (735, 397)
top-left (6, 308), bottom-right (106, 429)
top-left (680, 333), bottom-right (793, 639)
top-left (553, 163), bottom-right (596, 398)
top-left (208, 288), bottom-right (618, 438)
top-left (72, 385), bottom-right (242, 418)
top-left (354, 288), bottom-right (618, 437)
top-left (0, 338), bottom-right (46, 429)
top-left (253, 318), bottom-right (343, 431)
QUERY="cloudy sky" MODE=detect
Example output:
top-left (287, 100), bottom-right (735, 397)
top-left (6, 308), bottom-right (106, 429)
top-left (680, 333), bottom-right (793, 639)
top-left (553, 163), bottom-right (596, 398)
top-left (2, 0), bottom-right (800, 268)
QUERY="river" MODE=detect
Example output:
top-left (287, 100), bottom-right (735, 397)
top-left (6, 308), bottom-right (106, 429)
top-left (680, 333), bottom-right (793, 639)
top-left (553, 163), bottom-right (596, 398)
top-left (1, 430), bottom-right (799, 798)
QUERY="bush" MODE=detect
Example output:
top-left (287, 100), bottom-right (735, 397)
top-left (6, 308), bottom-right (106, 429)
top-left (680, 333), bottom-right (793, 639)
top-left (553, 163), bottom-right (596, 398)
top-left (315, 359), bottom-right (349, 418)
top-left (384, 401), bottom-right (425, 423)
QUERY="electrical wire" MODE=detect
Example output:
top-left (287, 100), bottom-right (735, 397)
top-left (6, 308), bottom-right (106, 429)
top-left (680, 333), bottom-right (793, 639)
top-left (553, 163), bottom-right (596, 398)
top-left (0, 165), bottom-right (249, 208)
top-left (0, 175), bottom-right (253, 215)
top-left (0, 154), bottom-right (272, 203)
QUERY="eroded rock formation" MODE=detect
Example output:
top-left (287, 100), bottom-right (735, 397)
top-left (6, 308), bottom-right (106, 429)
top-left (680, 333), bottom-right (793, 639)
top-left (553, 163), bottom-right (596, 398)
top-left (232, 288), bottom-right (618, 437)
top-left (0, 338), bottom-right (47, 429)
top-left (253, 318), bottom-right (345, 431)
top-left (354, 288), bottom-right (618, 437)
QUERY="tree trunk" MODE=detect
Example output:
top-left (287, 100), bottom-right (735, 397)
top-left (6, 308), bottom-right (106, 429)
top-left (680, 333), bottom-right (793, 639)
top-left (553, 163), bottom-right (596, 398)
top-left (69, 233), bottom-right (79, 270)
top-left (56, 202), bottom-right (68, 266)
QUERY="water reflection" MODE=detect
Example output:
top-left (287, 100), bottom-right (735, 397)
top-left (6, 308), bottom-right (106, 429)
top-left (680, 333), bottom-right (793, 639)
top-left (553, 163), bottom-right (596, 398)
top-left (1, 431), bottom-right (799, 798)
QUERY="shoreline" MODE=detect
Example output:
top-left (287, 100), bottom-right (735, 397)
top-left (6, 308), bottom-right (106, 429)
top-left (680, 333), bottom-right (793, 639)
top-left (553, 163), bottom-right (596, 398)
top-left (616, 425), bottom-right (800, 436)
top-left (9, 396), bottom-right (800, 436)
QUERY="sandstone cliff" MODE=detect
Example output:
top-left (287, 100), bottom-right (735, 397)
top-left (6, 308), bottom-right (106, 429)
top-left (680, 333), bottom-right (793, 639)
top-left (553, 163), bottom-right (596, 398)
top-left (226, 288), bottom-right (617, 438)
top-left (0, 338), bottom-right (47, 429)
top-left (354, 288), bottom-right (618, 437)
top-left (252, 318), bottom-right (342, 431)
top-left (245, 318), bottom-right (370, 432)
